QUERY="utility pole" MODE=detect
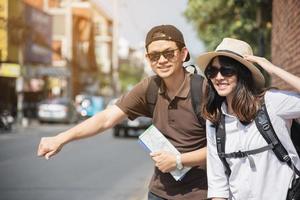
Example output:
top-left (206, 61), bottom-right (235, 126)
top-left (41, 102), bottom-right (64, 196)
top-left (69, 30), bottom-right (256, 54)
top-left (16, 44), bottom-right (24, 126)
top-left (112, 0), bottom-right (120, 96)
top-left (66, 0), bottom-right (73, 100)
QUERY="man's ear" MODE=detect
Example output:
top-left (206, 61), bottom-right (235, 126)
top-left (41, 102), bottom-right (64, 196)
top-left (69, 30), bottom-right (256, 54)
top-left (181, 47), bottom-right (189, 62)
top-left (145, 53), bottom-right (150, 62)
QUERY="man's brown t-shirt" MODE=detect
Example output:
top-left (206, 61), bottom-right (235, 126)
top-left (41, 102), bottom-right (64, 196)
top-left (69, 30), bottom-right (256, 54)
top-left (116, 72), bottom-right (207, 200)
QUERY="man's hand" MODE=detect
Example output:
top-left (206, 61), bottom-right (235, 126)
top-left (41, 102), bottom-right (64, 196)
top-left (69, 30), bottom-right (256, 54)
top-left (37, 136), bottom-right (64, 160)
top-left (150, 151), bottom-right (176, 173)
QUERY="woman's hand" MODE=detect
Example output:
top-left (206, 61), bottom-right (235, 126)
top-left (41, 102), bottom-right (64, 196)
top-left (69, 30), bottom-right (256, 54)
top-left (243, 55), bottom-right (277, 75)
top-left (244, 54), bottom-right (300, 92)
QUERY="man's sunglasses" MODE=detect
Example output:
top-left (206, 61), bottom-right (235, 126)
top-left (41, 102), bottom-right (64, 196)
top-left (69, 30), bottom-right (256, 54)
top-left (205, 65), bottom-right (237, 79)
top-left (147, 49), bottom-right (179, 62)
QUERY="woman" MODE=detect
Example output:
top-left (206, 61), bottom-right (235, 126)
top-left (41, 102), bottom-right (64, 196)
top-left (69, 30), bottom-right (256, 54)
top-left (197, 38), bottom-right (300, 200)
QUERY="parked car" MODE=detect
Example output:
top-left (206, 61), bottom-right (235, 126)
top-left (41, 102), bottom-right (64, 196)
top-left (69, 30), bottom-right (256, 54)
top-left (75, 95), bottom-right (105, 119)
top-left (37, 97), bottom-right (79, 124)
top-left (107, 98), bottom-right (152, 137)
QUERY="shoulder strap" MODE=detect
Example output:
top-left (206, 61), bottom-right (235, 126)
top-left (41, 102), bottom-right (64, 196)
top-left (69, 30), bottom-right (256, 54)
top-left (216, 114), bottom-right (232, 176)
top-left (216, 103), bottom-right (300, 177)
top-left (190, 74), bottom-right (205, 126)
top-left (255, 104), bottom-right (300, 176)
top-left (291, 119), bottom-right (300, 155)
top-left (216, 113), bottom-right (273, 177)
top-left (146, 75), bottom-right (161, 117)
top-left (146, 74), bottom-right (205, 125)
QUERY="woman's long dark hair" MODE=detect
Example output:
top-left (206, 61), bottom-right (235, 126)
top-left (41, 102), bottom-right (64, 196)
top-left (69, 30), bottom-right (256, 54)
top-left (201, 56), bottom-right (265, 124)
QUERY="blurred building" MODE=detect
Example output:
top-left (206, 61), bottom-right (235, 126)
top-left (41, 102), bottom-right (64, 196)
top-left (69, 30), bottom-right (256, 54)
top-left (92, 2), bottom-right (113, 79)
top-left (271, 0), bottom-right (300, 90)
top-left (23, 0), bottom-right (53, 119)
top-left (0, 0), bottom-right (114, 121)
top-left (92, 1), bottom-right (113, 96)
top-left (44, 0), bottom-right (113, 98)
top-left (0, 1), bottom-right (19, 116)
top-left (0, 0), bottom-right (50, 118)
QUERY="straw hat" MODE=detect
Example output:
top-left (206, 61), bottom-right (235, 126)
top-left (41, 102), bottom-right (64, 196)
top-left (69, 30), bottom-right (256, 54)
top-left (197, 38), bottom-right (265, 88)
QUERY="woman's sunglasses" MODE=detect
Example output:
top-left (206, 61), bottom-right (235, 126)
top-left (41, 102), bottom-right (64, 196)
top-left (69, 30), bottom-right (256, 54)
top-left (205, 65), bottom-right (237, 79)
top-left (147, 49), bottom-right (179, 62)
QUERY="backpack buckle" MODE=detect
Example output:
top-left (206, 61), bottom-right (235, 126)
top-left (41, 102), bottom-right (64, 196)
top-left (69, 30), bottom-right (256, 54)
top-left (283, 155), bottom-right (291, 162)
top-left (234, 151), bottom-right (247, 158)
top-left (262, 123), bottom-right (270, 131)
top-left (218, 152), bottom-right (226, 158)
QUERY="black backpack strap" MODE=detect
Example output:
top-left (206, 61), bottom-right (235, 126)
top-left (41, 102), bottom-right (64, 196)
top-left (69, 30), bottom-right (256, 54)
top-left (146, 76), bottom-right (161, 117)
top-left (255, 104), bottom-right (300, 176)
top-left (216, 114), bottom-right (232, 176)
top-left (216, 113), bottom-right (273, 177)
top-left (291, 120), bottom-right (300, 155)
top-left (146, 74), bottom-right (205, 125)
top-left (221, 144), bottom-right (274, 158)
top-left (190, 74), bottom-right (205, 126)
top-left (216, 103), bottom-right (300, 177)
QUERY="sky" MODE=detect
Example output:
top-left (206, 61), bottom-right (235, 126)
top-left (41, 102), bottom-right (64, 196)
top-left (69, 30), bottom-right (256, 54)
top-left (94, 0), bottom-right (205, 61)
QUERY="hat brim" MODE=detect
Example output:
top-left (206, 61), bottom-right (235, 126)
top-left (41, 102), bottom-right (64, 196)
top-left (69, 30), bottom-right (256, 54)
top-left (197, 51), bottom-right (265, 88)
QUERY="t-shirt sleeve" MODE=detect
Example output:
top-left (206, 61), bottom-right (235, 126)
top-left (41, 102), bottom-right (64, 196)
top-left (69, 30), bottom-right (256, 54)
top-left (206, 120), bottom-right (230, 199)
top-left (115, 77), bottom-right (152, 120)
top-left (265, 90), bottom-right (300, 119)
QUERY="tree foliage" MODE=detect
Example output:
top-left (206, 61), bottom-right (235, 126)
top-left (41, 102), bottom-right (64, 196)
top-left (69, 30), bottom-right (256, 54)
top-left (119, 62), bottom-right (145, 93)
top-left (184, 0), bottom-right (272, 58)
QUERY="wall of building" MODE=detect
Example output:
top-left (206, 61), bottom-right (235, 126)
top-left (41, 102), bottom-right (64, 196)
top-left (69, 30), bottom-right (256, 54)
top-left (23, 0), bottom-right (43, 10)
top-left (272, 0), bottom-right (300, 90)
top-left (0, 0), bottom-right (8, 62)
top-left (4, 0), bottom-right (22, 63)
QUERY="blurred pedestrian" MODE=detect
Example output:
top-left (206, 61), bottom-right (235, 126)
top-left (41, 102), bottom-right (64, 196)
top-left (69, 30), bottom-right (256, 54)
top-left (37, 24), bottom-right (208, 200)
top-left (199, 38), bottom-right (300, 200)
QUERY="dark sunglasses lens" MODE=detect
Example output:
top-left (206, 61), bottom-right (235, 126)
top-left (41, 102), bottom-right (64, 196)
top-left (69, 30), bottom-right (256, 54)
top-left (162, 50), bottom-right (175, 60)
top-left (221, 66), bottom-right (236, 77)
top-left (148, 49), bottom-right (177, 62)
top-left (205, 67), bottom-right (219, 79)
top-left (148, 53), bottom-right (160, 62)
top-left (205, 66), bottom-right (236, 79)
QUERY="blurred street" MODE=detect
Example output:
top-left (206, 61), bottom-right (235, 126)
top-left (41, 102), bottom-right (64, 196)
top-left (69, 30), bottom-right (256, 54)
top-left (0, 123), bottom-right (153, 200)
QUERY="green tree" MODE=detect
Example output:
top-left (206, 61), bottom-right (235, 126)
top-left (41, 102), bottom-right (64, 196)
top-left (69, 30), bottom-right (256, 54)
top-left (184, 0), bottom-right (272, 58)
top-left (119, 62), bottom-right (144, 93)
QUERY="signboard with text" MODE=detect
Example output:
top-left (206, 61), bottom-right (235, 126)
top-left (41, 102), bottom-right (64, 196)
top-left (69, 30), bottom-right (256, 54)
top-left (23, 4), bottom-right (52, 65)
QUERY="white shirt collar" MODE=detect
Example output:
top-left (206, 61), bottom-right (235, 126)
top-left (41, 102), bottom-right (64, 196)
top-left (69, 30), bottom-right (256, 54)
top-left (221, 101), bottom-right (235, 117)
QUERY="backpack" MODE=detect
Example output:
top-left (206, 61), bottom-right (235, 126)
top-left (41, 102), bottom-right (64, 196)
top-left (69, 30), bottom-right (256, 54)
top-left (145, 72), bottom-right (205, 126)
top-left (216, 103), bottom-right (300, 177)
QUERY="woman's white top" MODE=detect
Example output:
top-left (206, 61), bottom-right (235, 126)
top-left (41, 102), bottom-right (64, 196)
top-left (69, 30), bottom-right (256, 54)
top-left (206, 90), bottom-right (300, 200)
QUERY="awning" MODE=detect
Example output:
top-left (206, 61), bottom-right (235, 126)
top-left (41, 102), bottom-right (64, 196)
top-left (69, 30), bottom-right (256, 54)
top-left (25, 66), bottom-right (71, 77)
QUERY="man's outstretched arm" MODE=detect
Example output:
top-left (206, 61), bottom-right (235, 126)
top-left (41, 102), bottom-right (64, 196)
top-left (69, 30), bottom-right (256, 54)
top-left (37, 105), bottom-right (127, 159)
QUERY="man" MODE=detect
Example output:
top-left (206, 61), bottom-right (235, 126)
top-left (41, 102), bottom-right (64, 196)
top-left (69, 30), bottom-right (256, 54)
top-left (37, 24), bottom-right (207, 200)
